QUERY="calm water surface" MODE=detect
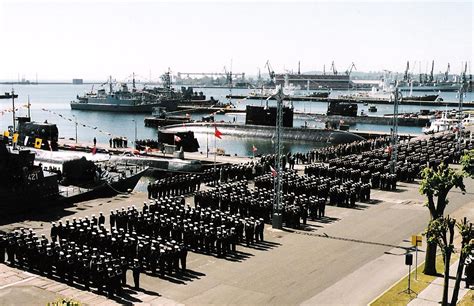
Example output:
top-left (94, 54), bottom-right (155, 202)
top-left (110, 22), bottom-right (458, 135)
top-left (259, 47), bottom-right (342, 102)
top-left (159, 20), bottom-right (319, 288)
top-left (1, 84), bottom-right (472, 156)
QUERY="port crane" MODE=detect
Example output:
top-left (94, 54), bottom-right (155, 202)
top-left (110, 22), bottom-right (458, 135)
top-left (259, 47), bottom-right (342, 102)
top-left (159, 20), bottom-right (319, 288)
top-left (265, 60), bottom-right (275, 85)
top-left (429, 60), bottom-right (435, 83)
top-left (461, 62), bottom-right (468, 83)
top-left (403, 61), bottom-right (410, 81)
top-left (223, 66), bottom-right (233, 86)
top-left (345, 62), bottom-right (356, 76)
top-left (443, 63), bottom-right (450, 82)
top-left (331, 61), bottom-right (338, 75)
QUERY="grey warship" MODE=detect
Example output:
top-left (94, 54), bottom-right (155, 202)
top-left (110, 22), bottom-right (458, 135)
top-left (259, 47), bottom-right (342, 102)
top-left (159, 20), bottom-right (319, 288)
top-left (71, 72), bottom-right (219, 113)
top-left (70, 76), bottom-right (178, 113)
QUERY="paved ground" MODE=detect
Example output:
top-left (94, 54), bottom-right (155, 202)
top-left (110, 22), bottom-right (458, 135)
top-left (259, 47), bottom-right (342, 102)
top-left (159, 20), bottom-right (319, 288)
top-left (1, 176), bottom-right (473, 305)
top-left (408, 259), bottom-right (469, 306)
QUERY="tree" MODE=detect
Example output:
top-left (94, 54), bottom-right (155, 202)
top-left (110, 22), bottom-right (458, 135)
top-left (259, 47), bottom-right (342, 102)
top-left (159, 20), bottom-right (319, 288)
top-left (426, 217), bottom-right (455, 306)
top-left (450, 218), bottom-right (473, 305)
top-left (461, 149), bottom-right (474, 178)
top-left (420, 163), bottom-right (465, 275)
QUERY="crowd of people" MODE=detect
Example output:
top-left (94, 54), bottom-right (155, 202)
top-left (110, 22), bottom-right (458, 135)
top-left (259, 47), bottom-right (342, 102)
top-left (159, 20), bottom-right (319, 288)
top-left (0, 191), bottom-right (272, 298)
top-left (109, 137), bottom-right (128, 149)
top-left (135, 139), bottom-right (161, 151)
top-left (147, 174), bottom-right (201, 199)
top-left (1, 132), bottom-right (472, 300)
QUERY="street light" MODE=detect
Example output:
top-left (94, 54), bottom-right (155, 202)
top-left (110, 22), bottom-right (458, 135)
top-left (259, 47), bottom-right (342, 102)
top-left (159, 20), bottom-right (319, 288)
top-left (73, 115), bottom-right (78, 144)
top-left (132, 119), bottom-right (137, 148)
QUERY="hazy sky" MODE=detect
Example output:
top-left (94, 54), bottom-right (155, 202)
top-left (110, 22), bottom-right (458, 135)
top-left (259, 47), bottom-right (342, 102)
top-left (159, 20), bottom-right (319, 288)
top-left (0, 0), bottom-right (472, 81)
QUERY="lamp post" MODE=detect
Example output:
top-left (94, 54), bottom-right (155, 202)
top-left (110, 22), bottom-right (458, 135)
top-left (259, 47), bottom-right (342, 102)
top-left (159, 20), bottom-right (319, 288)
top-left (132, 119), bottom-right (137, 148)
top-left (73, 115), bottom-right (78, 144)
top-left (272, 85), bottom-right (284, 229)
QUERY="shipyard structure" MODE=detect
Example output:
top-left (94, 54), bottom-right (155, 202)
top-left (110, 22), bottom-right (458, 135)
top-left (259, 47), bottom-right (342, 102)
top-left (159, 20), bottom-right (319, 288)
top-left (274, 73), bottom-right (351, 90)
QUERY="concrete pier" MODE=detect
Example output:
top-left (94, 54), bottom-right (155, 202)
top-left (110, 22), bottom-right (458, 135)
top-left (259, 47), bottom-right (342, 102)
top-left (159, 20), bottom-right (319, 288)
top-left (227, 94), bottom-right (474, 107)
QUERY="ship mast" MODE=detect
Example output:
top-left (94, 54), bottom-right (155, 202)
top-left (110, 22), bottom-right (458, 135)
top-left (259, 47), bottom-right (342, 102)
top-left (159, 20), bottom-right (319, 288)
top-left (12, 90), bottom-right (16, 132)
top-left (27, 95), bottom-right (31, 119)
top-left (132, 72), bottom-right (136, 92)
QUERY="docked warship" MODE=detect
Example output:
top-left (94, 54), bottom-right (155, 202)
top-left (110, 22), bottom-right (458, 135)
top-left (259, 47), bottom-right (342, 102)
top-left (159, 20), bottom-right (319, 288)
top-left (71, 72), bottom-right (219, 113)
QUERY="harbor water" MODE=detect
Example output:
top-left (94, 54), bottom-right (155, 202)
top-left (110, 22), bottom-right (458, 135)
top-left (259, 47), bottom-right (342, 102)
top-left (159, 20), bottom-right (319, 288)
top-left (1, 84), bottom-right (473, 156)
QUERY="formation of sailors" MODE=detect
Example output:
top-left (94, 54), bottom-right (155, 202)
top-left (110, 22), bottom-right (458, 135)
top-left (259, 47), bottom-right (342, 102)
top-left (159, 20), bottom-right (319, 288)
top-left (147, 174), bottom-right (201, 199)
top-left (135, 139), bottom-right (160, 150)
top-left (0, 194), bottom-right (269, 299)
top-left (310, 137), bottom-right (392, 162)
top-left (0, 228), bottom-right (139, 298)
top-left (109, 137), bottom-right (128, 149)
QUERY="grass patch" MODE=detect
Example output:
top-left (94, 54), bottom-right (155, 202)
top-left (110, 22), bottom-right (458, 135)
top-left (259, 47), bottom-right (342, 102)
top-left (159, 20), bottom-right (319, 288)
top-left (458, 288), bottom-right (474, 306)
top-left (371, 253), bottom-right (459, 306)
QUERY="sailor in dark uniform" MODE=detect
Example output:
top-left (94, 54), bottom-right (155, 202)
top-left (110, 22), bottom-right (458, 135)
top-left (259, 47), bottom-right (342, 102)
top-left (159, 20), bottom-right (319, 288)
top-left (132, 258), bottom-right (141, 289)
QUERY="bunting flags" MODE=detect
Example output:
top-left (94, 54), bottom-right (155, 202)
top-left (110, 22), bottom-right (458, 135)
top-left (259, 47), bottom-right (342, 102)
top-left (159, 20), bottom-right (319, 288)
top-left (214, 126), bottom-right (222, 139)
top-left (34, 138), bottom-right (42, 149)
top-left (40, 108), bottom-right (114, 137)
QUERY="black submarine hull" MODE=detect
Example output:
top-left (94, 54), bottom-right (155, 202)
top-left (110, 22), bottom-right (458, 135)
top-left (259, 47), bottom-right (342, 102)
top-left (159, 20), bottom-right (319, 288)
top-left (159, 122), bottom-right (365, 145)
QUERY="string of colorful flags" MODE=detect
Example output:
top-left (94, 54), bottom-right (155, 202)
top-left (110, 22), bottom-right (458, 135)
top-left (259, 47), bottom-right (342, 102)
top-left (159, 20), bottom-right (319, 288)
top-left (0, 103), bottom-right (31, 116)
top-left (40, 108), bottom-right (116, 137)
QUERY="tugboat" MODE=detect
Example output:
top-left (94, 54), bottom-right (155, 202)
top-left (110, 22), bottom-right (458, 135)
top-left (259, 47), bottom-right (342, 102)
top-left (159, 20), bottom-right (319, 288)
top-left (306, 90), bottom-right (331, 98)
top-left (327, 101), bottom-right (358, 117)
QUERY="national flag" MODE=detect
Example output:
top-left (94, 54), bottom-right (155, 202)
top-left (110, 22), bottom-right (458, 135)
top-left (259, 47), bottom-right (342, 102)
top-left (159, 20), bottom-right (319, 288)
top-left (174, 135), bottom-right (182, 142)
top-left (12, 133), bottom-right (18, 143)
top-left (270, 165), bottom-right (277, 177)
top-left (91, 146), bottom-right (97, 155)
top-left (214, 126), bottom-right (222, 139)
top-left (252, 145), bottom-right (257, 153)
top-left (34, 138), bottom-right (42, 149)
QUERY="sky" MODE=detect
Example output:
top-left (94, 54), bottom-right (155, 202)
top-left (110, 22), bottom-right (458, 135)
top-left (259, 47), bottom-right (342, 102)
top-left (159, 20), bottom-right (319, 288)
top-left (0, 0), bottom-right (472, 81)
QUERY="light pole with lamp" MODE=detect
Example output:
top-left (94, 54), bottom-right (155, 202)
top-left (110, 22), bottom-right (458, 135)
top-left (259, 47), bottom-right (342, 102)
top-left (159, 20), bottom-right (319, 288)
top-left (73, 115), bottom-right (78, 144)
top-left (132, 119), bottom-right (137, 149)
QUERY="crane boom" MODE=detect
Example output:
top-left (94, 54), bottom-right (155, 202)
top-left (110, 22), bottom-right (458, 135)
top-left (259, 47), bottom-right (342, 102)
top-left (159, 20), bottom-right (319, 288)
top-left (345, 62), bottom-right (356, 76)
top-left (331, 61), bottom-right (338, 75)
top-left (429, 60), bottom-right (434, 83)
top-left (265, 60), bottom-right (275, 85)
top-left (444, 63), bottom-right (450, 82)
top-left (403, 61), bottom-right (410, 81)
